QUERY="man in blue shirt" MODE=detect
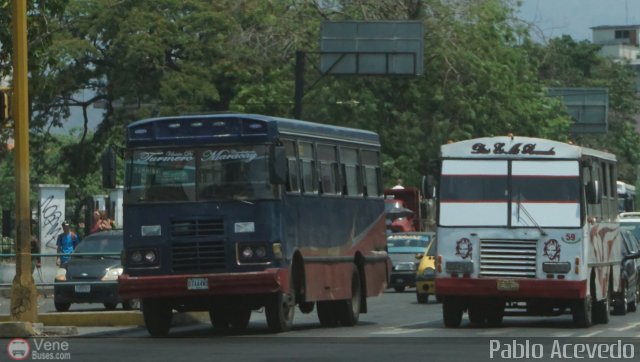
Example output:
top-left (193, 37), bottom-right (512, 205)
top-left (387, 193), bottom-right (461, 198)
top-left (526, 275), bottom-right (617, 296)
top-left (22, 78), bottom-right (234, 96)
top-left (56, 221), bottom-right (79, 267)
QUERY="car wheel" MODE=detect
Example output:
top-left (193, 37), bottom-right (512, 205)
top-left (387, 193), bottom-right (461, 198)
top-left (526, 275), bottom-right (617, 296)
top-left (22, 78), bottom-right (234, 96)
top-left (416, 292), bottom-right (429, 304)
top-left (612, 290), bottom-right (627, 315)
top-left (54, 302), bottom-right (70, 312)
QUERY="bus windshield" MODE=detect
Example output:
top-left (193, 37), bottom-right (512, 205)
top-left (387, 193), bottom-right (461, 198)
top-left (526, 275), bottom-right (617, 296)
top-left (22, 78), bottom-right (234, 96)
top-left (125, 145), bottom-right (277, 203)
top-left (439, 160), bottom-right (581, 228)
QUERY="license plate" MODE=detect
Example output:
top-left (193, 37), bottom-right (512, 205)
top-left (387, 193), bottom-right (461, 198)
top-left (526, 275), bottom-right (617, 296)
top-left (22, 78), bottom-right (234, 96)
top-left (497, 279), bottom-right (519, 291)
top-left (74, 284), bottom-right (91, 293)
top-left (187, 278), bottom-right (209, 290)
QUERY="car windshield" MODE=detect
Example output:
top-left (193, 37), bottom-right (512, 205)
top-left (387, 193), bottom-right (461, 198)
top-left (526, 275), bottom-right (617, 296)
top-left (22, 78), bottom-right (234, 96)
top-left (387, 236), bottom-right (430, 249)
top-left (73, 233), bottom-right (122, 258)
top-left (620, 222), bottom-right (640, 240)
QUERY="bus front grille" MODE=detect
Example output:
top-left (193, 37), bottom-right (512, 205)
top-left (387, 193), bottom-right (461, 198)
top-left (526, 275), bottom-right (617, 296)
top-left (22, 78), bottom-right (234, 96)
top-left (172, 241), bottom-right (226, 273)
top-left (480, 239), bottom-right (537, 278)
top-left (170, 218), bottom-right (224, 237)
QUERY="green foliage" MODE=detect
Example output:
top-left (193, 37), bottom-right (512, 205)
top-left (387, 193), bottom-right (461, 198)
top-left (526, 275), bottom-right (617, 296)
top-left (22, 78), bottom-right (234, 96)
top-left (0, 0), bottom-right (638, 219)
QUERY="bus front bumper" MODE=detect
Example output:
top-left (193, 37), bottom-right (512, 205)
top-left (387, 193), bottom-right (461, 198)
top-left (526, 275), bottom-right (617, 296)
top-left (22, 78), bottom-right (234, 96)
top-left (118, 268), bottom-right (289, 300)
top-left (435, 277), bottom-right (587, 299)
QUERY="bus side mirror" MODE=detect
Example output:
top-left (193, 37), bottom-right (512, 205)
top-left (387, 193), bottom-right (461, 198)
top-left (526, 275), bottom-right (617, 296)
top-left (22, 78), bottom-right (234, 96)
top-left (422, 175), bottom-right (435, 199)
top-left (586, 180), bottom-right (601, 204)
top-left (102, 147), bottom-right (117, 189)
top-left (270, 145), bottom-right (286, 185)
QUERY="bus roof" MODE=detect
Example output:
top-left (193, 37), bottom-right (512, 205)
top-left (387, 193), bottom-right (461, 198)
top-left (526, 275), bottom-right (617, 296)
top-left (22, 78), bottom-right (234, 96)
top-left (127, 113), bottom-right (380, 147)
top-left (441, 136), bottom-right (616, 162)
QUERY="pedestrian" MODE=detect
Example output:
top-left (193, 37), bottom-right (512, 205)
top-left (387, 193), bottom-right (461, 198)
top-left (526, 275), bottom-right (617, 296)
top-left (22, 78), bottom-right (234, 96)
top-left (56, 221), bottom-right (80, 267)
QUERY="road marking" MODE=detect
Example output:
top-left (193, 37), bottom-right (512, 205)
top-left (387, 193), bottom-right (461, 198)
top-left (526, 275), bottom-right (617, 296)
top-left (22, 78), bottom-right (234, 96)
top-left (612, 321), bottom-right (640, 332)
top-left (370, 326), bottom-right (437, 335)
top-left (580, 330), bottom-right (603, 337)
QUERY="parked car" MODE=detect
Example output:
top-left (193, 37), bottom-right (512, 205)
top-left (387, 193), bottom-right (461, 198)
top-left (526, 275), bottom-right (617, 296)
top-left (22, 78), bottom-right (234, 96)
top-left (612, 229), bottom-right (640, 315)
top-left (619, 212), bottom-right (640, 240)
top-left (415, 233), bottom-right (437, 304)
top-left (53, 229), bottom-right (138, 311)
top-left (387, 232), bottom-right (431, 292)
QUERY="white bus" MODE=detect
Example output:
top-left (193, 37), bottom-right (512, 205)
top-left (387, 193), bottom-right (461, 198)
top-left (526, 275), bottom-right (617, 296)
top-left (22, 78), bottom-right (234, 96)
top-left (434, 136), bottom-right (622, 327)
top-left (617, 181), bottom-right (636, 212)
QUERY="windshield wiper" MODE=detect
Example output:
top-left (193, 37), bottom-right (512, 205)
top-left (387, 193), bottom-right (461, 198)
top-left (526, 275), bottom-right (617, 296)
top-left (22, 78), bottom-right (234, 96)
top-left (516, 195), bottom-right (547, 236)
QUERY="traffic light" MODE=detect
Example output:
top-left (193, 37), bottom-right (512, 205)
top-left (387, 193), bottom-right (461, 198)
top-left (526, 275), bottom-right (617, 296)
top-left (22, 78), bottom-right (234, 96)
top-left (0, 89), bottom-right (8, 123)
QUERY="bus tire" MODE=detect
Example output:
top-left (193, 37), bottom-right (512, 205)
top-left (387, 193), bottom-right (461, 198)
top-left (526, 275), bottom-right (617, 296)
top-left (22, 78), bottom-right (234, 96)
top-left (443, 297), bottom-right (463, 328)
top-left (317, 301), bottom-right (339, 327)
top-left (142, 299), bottom-right (172, 337)
top-left (592, 296), bottom-right (610, 324)
top-left (337, 264), bottom-right (361, 327)
top-left (265, 291), bottom-right (295, 333)
top-left (572, 297), bottom-right (592, 328)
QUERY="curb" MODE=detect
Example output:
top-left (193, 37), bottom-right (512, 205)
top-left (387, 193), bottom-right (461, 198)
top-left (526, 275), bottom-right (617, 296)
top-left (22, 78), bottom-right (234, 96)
top-left (0, 311), bottom-right (209, 335)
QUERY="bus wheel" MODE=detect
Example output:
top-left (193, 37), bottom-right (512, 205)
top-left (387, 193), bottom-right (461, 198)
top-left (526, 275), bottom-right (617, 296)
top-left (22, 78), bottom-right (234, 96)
top-left (317, 301), bottom-right (338, 327)
top-left (572, 297), bottom-right (592, 327)
top-left (443, 297), bottom-right (463, 328)
top-left (142, 299), bottom-right (172, 337)
top-left (337, 265), bottom-right (361, 327)
top-left (266, 291), bottom-right (295, 333)
top-left (592, 295), bottom-right (610, 324)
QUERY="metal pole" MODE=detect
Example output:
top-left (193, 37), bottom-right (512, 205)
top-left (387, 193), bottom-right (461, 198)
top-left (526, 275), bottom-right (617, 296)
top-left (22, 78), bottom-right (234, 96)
top-left (293, 51), bottom-right (305, 119)
top-left (10, 0), bottom-right (37, 322)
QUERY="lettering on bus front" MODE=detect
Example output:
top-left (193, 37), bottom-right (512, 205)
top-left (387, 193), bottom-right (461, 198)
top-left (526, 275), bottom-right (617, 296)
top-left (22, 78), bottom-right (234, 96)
top-left (471, 142), bottom-right (556, 156)
top-left (125, 146), bottom-right (276, 203)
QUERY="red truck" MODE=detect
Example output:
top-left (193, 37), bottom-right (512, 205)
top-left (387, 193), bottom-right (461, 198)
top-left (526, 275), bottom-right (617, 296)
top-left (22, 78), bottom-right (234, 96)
top-left (384, 187), bottom-right (424, 233)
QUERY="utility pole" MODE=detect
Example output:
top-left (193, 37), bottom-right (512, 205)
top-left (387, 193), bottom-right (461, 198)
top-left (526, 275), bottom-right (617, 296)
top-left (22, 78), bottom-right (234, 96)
top-left (10, 0), bottom-right (37, 322)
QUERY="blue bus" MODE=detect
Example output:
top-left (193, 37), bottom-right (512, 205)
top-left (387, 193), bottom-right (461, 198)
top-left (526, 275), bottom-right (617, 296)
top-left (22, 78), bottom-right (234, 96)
top-left (107, 113), bottom-right (390, 337)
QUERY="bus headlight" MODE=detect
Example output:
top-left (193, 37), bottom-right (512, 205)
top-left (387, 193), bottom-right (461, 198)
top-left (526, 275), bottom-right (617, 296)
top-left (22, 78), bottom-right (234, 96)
top-left (238, 243), bottom-right (270, 263)
top-left (128, 248), bottom-right (159, 267)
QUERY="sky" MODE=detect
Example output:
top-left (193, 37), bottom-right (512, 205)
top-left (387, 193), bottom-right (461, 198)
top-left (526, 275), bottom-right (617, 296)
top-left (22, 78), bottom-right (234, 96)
top-left (518, 0), bottom-right (640, 41)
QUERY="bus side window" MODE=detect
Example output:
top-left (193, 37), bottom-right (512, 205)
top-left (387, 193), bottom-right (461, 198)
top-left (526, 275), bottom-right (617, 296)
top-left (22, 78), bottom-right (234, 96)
top-left (318, 144), bottom-right (339, 195)
top-left (362, 150), bottom-right (381, 197)
top-left (340, 147), bottom-right (361, 197)
top-left (299, 141), bottom-right (317, 194)
top-left (284, 141), bottom-right (300, 193)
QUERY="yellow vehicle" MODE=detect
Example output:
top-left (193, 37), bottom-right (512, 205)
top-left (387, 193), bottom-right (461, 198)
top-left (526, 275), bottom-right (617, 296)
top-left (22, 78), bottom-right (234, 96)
top-left (415, 233), bottom-right (437, 304)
